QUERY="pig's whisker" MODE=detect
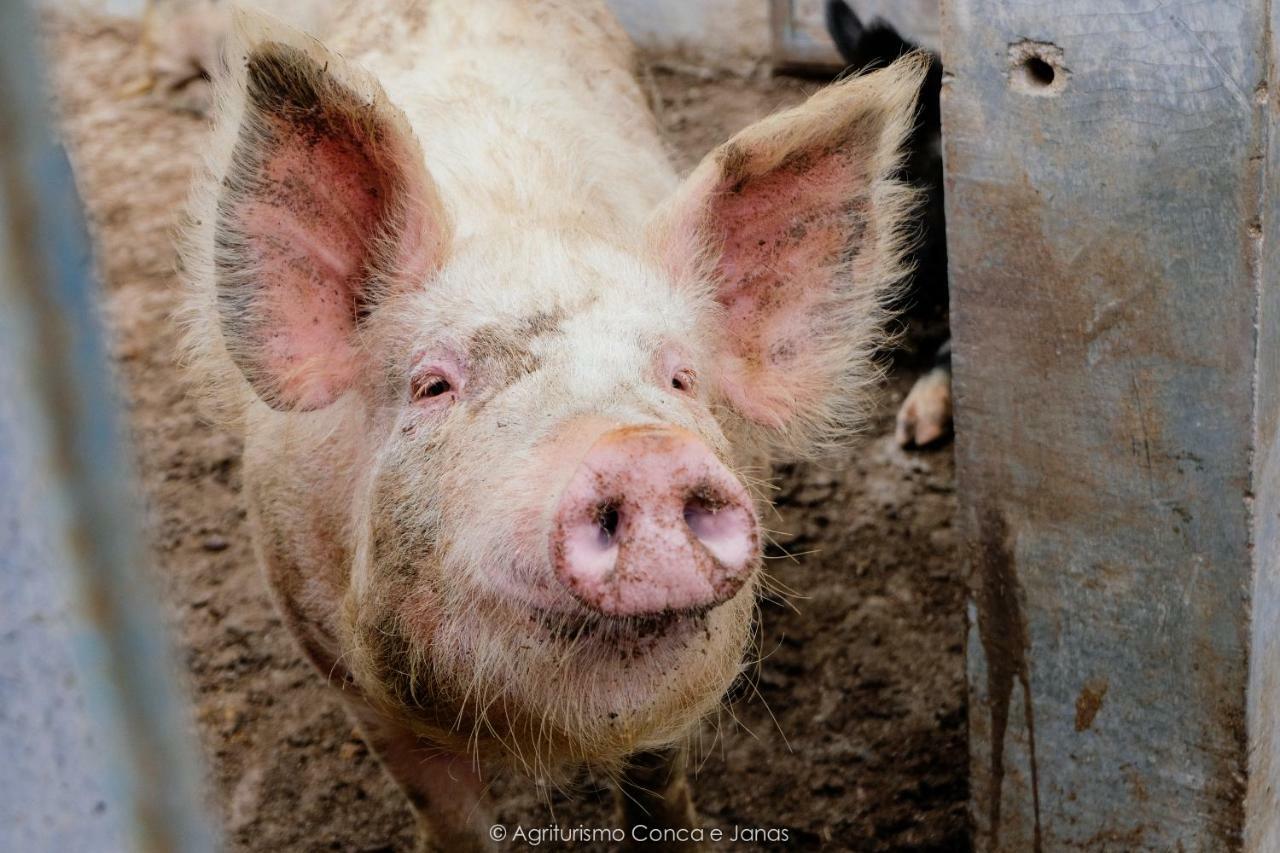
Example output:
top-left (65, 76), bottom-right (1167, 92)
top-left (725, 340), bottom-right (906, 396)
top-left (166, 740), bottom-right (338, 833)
top-left (757, 570), bottom-right (808, 603)
top-left (757, 590), bottom-right (802, 617)
top-left (758, 531), bottom-right (816, 567)
top-left (719, 694), bottom-right (760, 743)
top-left (745, 675), bottom-right (793, 754)
top-left (736, 468), bottom-right (779, 486)
top-left (762, 548), bottom-right (819, 560)
top-left (613, 770), bottom-right (663, 817)
top-left (741, 633), bottom-right (787, 669)
top-left (325, 647), bottom-right (355, 689)
top-left (693, 713), bottom-right (724, 776)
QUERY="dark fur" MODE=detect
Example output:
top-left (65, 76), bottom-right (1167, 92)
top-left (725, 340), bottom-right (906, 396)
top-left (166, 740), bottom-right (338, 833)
top-left (826, 1), bottom-right (948, 347)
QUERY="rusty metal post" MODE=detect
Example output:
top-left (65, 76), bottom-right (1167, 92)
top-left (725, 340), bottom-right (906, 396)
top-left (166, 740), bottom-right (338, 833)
top-left (0, 0), bottom-right (216, 850)
top-left (940, 0), bottom-right (1275, 849)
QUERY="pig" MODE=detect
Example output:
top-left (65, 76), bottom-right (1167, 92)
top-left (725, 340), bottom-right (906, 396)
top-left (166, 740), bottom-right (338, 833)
top-left (181, 2), bottom-right (926, 849)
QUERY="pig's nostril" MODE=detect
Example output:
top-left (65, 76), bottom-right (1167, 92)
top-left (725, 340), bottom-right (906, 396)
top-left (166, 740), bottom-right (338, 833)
top-left (682, 490), bottom-right (723, 540)
top-left (683, 485), bottom-right (753, 571)
top-left (595, 503), bottom-right (620, 547)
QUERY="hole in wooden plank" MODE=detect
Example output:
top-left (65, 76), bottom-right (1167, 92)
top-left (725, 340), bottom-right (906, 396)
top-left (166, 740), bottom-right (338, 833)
top-left (1008, 40), bottom-right (1069, 97)
top-left (1023, 56), bottom-right (1055, 87)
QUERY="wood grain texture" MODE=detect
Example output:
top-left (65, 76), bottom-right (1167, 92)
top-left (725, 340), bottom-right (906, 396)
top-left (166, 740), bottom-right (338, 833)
top-left (940, 1), bottom-right (1272, 849)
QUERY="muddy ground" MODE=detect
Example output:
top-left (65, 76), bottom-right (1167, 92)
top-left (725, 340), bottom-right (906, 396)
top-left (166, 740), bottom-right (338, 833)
top-left (48, 15), bottom-right (967, 852)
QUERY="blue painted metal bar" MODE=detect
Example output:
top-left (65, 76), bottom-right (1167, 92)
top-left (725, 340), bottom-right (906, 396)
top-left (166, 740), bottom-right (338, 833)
top-left (0, 1), bottom-right (217, 850)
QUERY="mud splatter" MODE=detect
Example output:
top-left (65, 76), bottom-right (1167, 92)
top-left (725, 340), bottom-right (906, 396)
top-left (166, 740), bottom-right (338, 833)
top-left (973, 507), bottom-right (1041, 851)
top-left (1074, 678), bottom-right (1108, 732)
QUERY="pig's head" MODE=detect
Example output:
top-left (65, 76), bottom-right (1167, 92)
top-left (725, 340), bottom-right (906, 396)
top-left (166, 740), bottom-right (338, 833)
top-left (188, 21), bottom-right (924, 774)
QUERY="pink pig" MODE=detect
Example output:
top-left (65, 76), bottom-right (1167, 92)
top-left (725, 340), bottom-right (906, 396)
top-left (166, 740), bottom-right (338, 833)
top-left (182, 1), bottom-right (924, 848)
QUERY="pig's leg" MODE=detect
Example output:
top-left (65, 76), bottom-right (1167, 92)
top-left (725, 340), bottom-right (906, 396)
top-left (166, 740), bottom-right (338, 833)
top-left (355, 714), bottom-right (495, 853)
top-left (616, 746), bottom-right (700, 850)
top-left (895, 339), bottom-right (953, 448)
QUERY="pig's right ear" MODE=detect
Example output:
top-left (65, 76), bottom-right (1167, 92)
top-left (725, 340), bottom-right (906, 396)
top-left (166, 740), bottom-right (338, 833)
top-left (646, 55), bottom-right (926, 455)
top-left (211, 21), bottom-right (451, 410)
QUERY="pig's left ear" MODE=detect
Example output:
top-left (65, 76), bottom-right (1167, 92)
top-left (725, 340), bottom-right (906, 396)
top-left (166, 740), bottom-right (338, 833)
top-left (647, 55), bottom-right (927, 455)
top-left (210, 16), bottom-right (451, 411)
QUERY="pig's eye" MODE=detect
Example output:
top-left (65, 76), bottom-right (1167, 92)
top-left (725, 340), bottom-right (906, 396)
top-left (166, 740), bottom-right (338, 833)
top-left (671, 367), bottom-right (697, 394)
top-left (411, 374), bottom-right (452, 401)
top-left (407, 354), bottom-right (465, 409)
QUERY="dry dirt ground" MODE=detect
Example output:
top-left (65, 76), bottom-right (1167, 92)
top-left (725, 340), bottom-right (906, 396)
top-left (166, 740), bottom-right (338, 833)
top-left (48, 15), bottom-right (968, 852)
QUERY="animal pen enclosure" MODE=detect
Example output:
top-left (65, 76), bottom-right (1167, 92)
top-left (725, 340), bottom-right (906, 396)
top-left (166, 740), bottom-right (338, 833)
top-left (0, 0), bottom-right (214, 849)
top-left (2, 0), bottom-right (1278, 851)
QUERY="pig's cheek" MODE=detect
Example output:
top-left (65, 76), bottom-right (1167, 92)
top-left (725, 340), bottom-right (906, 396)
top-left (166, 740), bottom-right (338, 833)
top-left (399, 582), bottom-right (446, 640)
top-left (462, 503), bottom-right (562, 611)
top-left (396, 399), bottom-right (456, 437)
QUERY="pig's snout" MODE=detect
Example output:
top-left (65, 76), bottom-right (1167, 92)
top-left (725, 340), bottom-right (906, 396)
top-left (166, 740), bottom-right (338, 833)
top-left (551, 426), bottom-right (759, 618)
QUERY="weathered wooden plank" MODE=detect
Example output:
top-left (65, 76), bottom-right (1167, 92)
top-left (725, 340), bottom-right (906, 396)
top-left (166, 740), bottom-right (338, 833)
top-left (940, 1), bottom-right (1272, 849)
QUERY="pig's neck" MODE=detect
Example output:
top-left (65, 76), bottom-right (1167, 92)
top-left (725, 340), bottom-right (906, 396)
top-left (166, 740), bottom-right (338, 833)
top-left (331, 0), bottom-right (678, 242)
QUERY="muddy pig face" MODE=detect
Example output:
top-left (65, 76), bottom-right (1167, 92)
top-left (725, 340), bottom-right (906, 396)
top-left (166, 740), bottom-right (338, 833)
top-left (204, 39), bottom-right (924, 771)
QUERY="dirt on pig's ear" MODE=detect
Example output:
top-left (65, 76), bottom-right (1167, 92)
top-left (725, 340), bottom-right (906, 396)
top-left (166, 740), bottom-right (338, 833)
top-left (646, 53), bottom-right (928, 458)
top-left (183, 12), bottom-right (452, 413)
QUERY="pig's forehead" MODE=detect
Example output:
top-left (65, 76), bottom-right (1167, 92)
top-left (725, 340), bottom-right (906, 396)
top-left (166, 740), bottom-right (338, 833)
top-left (401, 236), bottom-right (705, 347)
